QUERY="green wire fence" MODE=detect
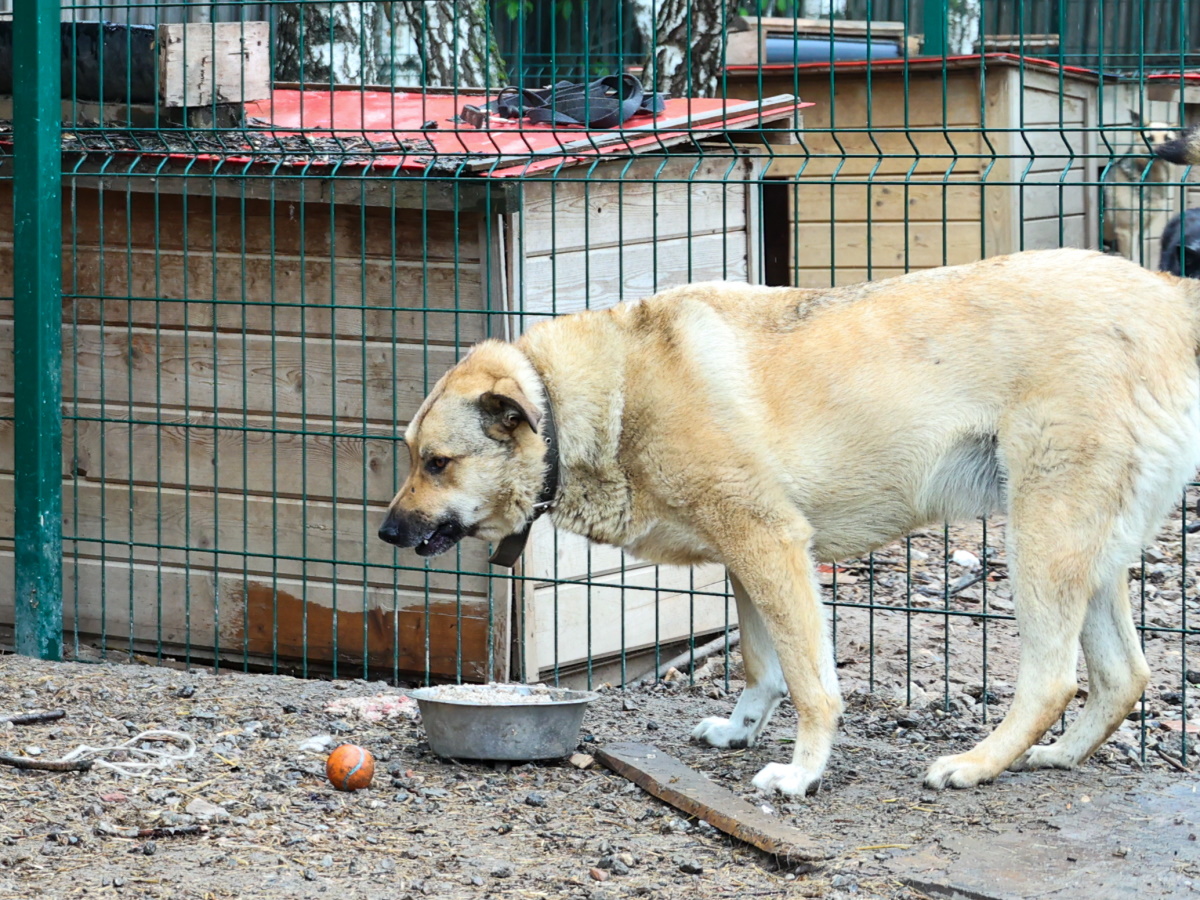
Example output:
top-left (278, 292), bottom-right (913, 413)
top-left (2, 0), bottom-right (1196, 759)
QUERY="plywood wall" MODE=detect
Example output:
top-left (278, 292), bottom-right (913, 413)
top-left (734, 63), bottom-right (1101, 288)
top-left (0, 183), bottom-right (503, 678)
top-left (510, 156), bottom-right (757, 680)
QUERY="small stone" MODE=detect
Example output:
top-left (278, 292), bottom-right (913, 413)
top-left (113, 878), bottom-right (125, 889)
top-left (23, 747), bottom-right (43, 757)
top-left (185, 798), bottom-right (228, 822)
top-left (1162, 691), bottom-right (1184, 705)
top-left (1186, 670), bottom-right (1200, 686)
top-left (830, 874), bottom-right (855, 888)
top-left (319, 855), bottom-right (334, 868)
top-left (141, 841), bottom-right (157, 856)
top-left (622, 698), bottom-right (638, 712)
top-left (524, 792), bottom-right (548, 808)
top-left (303, 869), bottom-right (317, 881)
top-left (1143, 545), bottom-right (1167, 564)
top-left (951, 549), bottom-right (979, 568)
top-left (617, 852), bottom-right (635, 867)
top-left (569, 753), bottom-right (594, 770)
top-left (176, 685), bottom-right (195, 699)
top-left (471, 876), bottom-right (484, 886)
top-left (678, 860), bottom-right (703, 875)
top-left (490, 864), bottom-right (514, 878)
top-left (589, 868), bottom-right (609, 882)
top-left (646, 720), bottom-right (660, 731)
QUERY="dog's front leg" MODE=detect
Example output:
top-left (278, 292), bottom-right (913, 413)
top-left (692, 574), bottom-right (788, 749)
top-left (711, 517), bottom-right (843, 797)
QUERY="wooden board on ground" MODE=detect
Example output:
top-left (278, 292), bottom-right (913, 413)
top-left (594, 742), bottom-right (830, 865)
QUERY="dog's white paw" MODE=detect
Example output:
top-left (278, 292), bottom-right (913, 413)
top-left (691, 716), bottom-right (754, 749)
top-left (751, 762), bottom-right (822, 797)
top-left (1010, 744), bottom-right (1076, 772)
top-left (923, 752), bottom-right (1000, 790)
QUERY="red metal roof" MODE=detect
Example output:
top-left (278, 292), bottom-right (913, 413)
top-left (241, 89), bottom-right (809, 177)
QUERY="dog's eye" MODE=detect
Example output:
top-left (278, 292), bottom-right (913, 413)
top-left (425, 456), bottom-right (450, 475)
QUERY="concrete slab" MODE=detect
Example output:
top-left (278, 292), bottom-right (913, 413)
top-left (886, 780), bottom-right (1200, 899)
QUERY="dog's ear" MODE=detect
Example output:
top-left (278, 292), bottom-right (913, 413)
top-left (479, 379), bottom-right (542, 438)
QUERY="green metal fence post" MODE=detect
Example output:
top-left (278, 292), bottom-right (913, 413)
top-left (13, 0), bottom-right (63, 660)
top-left (923, 0), bottom-right (948, 57)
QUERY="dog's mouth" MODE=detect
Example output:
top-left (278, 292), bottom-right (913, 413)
top-left (414, 519), bottom-right (469, 557)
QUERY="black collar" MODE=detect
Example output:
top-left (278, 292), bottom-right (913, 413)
top-left (488, 390), bottom-right (559, 568)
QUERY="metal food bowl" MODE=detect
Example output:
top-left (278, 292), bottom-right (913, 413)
top-left (409, 684), bottom-right (599, 761)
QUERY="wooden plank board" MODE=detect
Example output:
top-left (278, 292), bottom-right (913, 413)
top-left (0, 552), bottom-right (499, 680)
top-left (518, 231), bottom-right (748, 322)
top-left (157, 22), bottom-right (271, 107)
top-left (739, 15), bottom-right (907, 38)
top-left (59, 406), bottom-right (400, 505)
top-left (532, 563), bottom-right (731, 669)
top-left (0, 399), bottom-right (405, 502)
top-left (790, 266), bottom-right (915, 288)
top-left (0, 472), bottom-right (492, 594)
top-left (23, 187), bottom-right (477, 262)
top-left (788, 180), bottom-right (983, 224)
top-left (770, 71), bottom-right (982, 129)
top-left (790, 221), bottom-right (985, 270)
top-left (56, 248), bottom-right (484, 345)
top-left (1017, 214), bottom-right (1087, 251)
top-left (594, 742), bottom-right (829, 864)
top-left (59, 270), bottom-right (487, 348)
top-left (46, 323), bottom-right (458, 424)
top-left (521, 157), bottom-right (751, 257)
top-left (765, 129), bottom-right (985, 180)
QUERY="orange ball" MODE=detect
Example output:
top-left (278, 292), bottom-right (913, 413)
top-left (325, 744), bottom-right (375, 792)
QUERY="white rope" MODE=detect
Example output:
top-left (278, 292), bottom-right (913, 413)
top-left (56, 729), bottom-right (197, 777)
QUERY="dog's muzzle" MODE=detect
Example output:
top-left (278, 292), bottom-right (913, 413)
top-left (378, 510), bottom-right (468, 557)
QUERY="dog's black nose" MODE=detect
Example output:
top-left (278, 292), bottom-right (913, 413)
top-left (378, 514), bottom-right (403, 546)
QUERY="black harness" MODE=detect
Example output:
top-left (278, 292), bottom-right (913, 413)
top-left (488, 395), bottom-right (560, 568)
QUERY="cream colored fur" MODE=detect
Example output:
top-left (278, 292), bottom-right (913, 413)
top-left (382, 248), bottom-right (1200, 795)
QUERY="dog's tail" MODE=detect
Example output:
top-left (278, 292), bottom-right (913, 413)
top-left (1155, 125), bottom-right (1200, 165)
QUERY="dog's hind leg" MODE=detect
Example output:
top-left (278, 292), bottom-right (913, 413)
top-left (925, 435), bottom-right (1110, 789)
top-left (692, 574), bottom-right (790, 749)
top-left (1012, 572), bottom-right (1150, 771)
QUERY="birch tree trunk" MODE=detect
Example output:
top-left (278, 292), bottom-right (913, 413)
top-left (274, 1), bottom-right (503, 88)
top-left (640, 0), bottom-right (725, 98)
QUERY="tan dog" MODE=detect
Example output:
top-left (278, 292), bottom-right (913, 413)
top-left (1156, 123), bottom-right (1200, 166)
top-left (1103, 115), bottom-right (1180, 265)
top-left (379, 249), bottom-right (1200, 794)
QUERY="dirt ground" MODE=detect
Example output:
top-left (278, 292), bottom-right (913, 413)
top-left (2, 506), bottom-right (1199, 899)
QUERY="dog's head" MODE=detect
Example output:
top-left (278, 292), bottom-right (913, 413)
top-left (377, 340), bottom-right (550, 558)
top-left (1130, 112), bottom-right (1178, 153)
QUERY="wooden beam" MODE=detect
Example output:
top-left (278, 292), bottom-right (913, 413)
top-left (594, 742), bottom-right (830, 865)
top-left (157, 22), bottom-right (271, 108)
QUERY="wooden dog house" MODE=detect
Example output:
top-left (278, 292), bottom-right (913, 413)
top-left (727, 54), bottom-right (1200, 286)
top-left (0, 87), bottom-right (802, 683)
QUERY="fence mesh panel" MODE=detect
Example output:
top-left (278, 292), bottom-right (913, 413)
top-left (3, 0), bottom-right (1196, 762)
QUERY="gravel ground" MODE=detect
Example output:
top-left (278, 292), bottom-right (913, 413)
top-left (2, 501), bottom-right (1199, 900)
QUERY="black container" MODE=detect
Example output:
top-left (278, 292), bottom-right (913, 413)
top-left (0, 21), bottom-right (158, 104)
